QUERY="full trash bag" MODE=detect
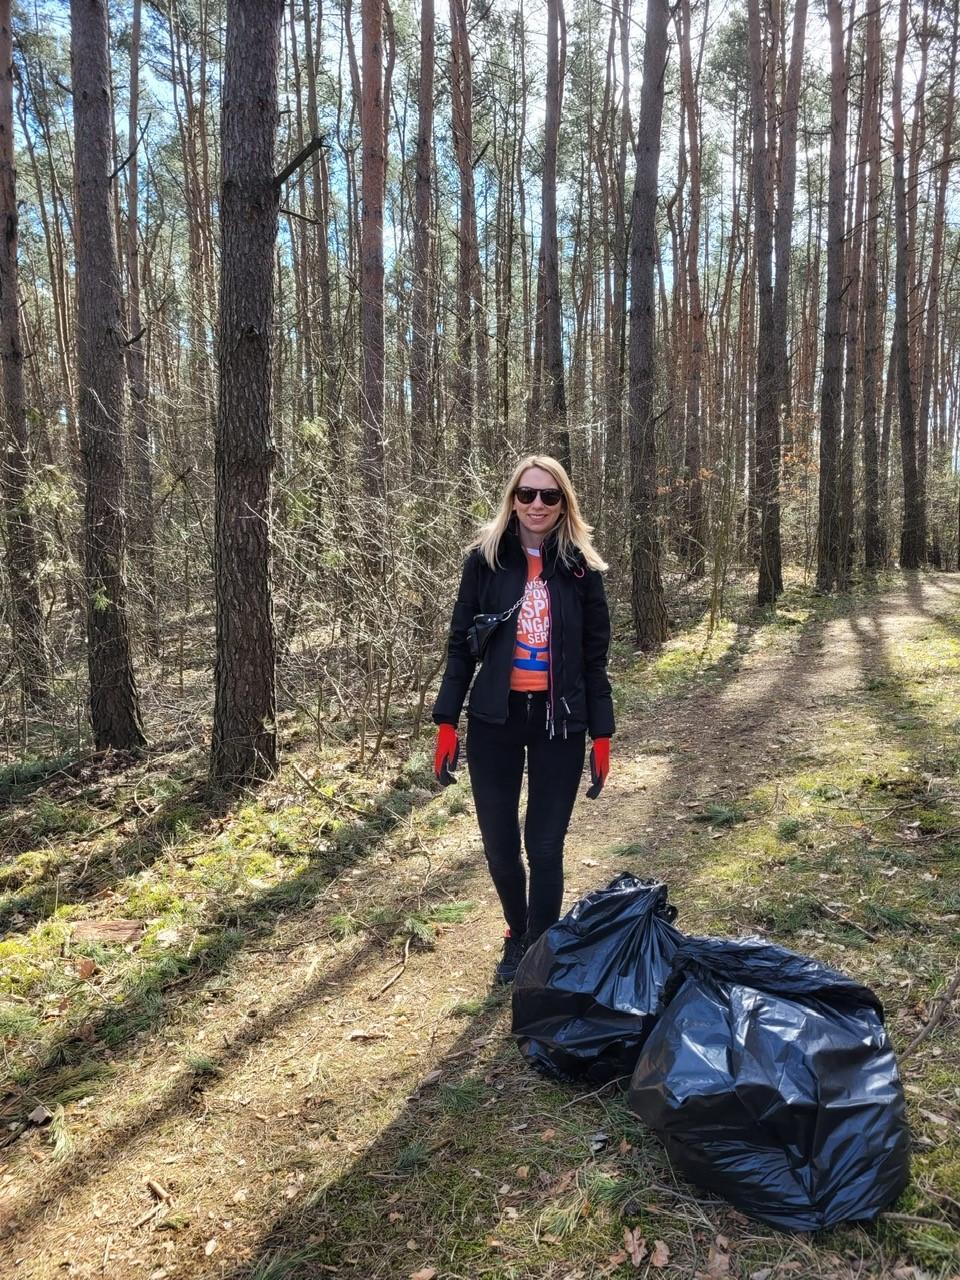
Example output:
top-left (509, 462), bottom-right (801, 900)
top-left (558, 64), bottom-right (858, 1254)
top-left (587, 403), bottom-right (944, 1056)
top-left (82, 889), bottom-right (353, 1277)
top-left (512, 874), bottom-right (682, 1083)
top-left (627, 935), bottom-right (910, 1231)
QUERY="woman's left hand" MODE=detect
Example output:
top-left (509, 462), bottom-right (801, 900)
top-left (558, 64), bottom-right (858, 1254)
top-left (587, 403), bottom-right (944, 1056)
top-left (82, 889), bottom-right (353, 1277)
top-left (586, 738), bottom-right (610, 799)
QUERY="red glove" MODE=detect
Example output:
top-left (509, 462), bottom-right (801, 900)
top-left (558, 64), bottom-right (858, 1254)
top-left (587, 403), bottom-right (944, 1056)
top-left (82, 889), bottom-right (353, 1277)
top-left (586, 737), bottom-right (610, 799)
top-left (434, 724), bottom-right (460, 786)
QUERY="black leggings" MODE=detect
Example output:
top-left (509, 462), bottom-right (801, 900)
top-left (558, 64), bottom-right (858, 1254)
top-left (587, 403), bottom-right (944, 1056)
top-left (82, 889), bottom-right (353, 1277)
top-left (466, 691), bottom-right (586, 941)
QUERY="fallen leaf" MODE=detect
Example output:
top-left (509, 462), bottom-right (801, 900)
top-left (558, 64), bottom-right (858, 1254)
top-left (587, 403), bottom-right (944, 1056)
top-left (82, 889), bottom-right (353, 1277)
top-left (540, 1128), bottom-right (557, 1141)
top-left (606, 1251), bottom-right (629, 1269)
top-left (409, 1269), bottom-right (436, 1280)
top-left (650, 1240), bottom-right (670, 1268)
top-left (618, 1138), bottom-right (633, 1155)
top-left (705, 1241), bottom-right (730, 1276)
top-left (623, 1226), bottom-right (647, 1267)
top-left (73, 919), bottom-right (144, 944)
top-left (749, 1270), bottom-right (772, 1280)
top-left (487, 1237), bottom-right (505, 1250)
top-left (347, 1030), bottom-right (389, 1042)
top-left (204, 1238), bottom-right (218, 1257)
top-left (516, 1165), bottom-right (529, 1180)
top-left (589, 1131), bottom-right (609, 1154)
top-left (75, 957), bottom-right (97, 980)
top-left (28, 1105), bottom-right (52, 1126)
top-left (389, 1211), bottom-right (403, 1222)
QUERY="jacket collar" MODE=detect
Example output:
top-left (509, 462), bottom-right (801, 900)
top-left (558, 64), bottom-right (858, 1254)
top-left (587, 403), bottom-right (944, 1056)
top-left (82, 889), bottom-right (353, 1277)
top-left (502, 516), bottom-right (582, 580)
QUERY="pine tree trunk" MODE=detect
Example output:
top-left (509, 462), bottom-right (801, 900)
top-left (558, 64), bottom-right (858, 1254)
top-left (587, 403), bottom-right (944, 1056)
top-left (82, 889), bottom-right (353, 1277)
top-left (210, 0), bottom-right (282, 787)
top-left (677, 0), bottom-right (705, 577)
top-left (815, 0), bottom-right (847, 593)
top-left (449, 0), bottom-right (475, 465)
top-left (125, 0), bottom-right (156, 646)
top-left (748, 0), bottom-right (782, 604)
top-left (861, 0), bottom-right (884, 569)
top-left (0, 0), bottom-right (48, 705)
top-left (773, 0), bottom-right (806, 443)
top-left (840, 8), bottom-right (865, 588)
top-left (628, 0), bottom-right (669, 650)
top-left (71, 0), bottom-right (145, 750)
top-left (410, 0), bottom-right (434, 473)
top-left (542, 0), bottom-right (571, 471)
top-left (360, 0), bottom-right (386, 498)
top-left (917, 14), bottom-right (957, 552)
top-left (893, 0), bottom-right (924, 567)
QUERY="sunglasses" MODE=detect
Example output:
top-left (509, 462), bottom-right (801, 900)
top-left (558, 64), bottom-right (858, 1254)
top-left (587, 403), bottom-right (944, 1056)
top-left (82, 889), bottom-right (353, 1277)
top-left (515, 486), bottom-right (563, 507)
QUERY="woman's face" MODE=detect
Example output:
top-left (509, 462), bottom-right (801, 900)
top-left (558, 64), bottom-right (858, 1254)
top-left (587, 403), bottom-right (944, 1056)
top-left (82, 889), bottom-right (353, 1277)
top-left (512, 466), bottom-right (565, 541)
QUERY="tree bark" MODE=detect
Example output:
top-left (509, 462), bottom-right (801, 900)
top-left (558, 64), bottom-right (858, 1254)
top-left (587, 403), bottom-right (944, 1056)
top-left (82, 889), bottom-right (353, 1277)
top-left (677, 0), bottom-right (706, 576)
top-left (815, 0), bottom-right (847, 593)
top-left (861, 0), bottom-right (883, 569)
top-left (124, 0), bottom-right (156, 645)
top-left (542, 0), bottom-right (571, 471)
top-left (627, 0), bottom-right (669, 650)
top-left (410, 0), bottom-right (434, 474)
top-left (448, 0), bottom-right (478, 465)
top-left (71, 0), bottom-right (145, 749)
top-left (210, 0), bottom-right (282, 787)
top-left (893, 0), bottom-right (924, 567)
top-left (360, 0), bottom-right (386, 498)
top-left (773, 0), bottom-right (806, 440)
top-left (0, 0), bottom-right (48, 705)
top-left (748, 0), bottom-right (782, 603)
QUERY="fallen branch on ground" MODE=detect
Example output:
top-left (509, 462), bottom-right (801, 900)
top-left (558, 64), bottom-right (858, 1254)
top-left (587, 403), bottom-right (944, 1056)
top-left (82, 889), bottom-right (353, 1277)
top-left (902, 967), bottom-right (960, 1059)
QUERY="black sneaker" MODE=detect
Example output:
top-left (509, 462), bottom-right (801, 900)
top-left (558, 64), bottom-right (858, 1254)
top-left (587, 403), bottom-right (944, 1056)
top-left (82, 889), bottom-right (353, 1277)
top-left (494, 930), bottom-right (528, 985)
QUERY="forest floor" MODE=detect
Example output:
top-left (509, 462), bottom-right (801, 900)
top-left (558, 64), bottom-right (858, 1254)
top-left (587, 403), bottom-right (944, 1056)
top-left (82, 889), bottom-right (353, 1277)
top-left (2, 571), bottom-right (960, 1280)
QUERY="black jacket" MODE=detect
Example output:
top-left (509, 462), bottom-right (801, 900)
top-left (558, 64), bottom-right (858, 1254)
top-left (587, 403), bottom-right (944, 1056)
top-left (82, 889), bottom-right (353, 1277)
top-left (432, 523), bottom-right (615, 739)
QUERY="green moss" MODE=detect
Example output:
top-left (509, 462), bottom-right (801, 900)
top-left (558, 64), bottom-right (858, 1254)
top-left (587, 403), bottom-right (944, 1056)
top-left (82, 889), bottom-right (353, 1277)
top-left (915, 807), bottom-right (954, 834)
top-left (125, 881), bottom-right (186, 918)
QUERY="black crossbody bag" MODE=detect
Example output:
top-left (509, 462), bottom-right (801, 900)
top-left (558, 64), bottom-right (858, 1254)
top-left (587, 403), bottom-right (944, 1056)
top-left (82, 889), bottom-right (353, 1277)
top-left (467, 594), bottom-right (524, 662)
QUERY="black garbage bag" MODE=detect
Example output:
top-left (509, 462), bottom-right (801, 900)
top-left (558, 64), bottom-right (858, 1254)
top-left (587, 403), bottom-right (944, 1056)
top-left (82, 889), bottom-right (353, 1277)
top-left (628, 935), bottom-right (910, 1231)
top-left (512, 874), bottom-right (682, 1083)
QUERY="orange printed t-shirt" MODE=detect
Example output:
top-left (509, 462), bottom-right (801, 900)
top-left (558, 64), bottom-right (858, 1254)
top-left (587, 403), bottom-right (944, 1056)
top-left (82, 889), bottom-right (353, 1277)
top-left (510, 548), bottom-right (550, 692)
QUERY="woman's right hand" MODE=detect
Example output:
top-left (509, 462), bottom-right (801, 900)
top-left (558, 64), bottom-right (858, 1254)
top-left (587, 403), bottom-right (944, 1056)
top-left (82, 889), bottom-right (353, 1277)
top-left (434, 724), bottom-right (460, 786)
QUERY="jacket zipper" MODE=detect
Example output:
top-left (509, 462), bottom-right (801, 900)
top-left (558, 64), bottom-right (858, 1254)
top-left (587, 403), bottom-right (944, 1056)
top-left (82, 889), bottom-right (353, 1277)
top-left (546, 577), bottom-right (556, 738)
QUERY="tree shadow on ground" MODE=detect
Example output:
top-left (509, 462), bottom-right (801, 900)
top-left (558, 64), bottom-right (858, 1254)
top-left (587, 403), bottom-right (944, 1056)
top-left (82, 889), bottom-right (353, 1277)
top-left (2, 846), bottom-right (484, 1249)
top-left (1, 765), bottom-right (447, 1111)
top-left (0, 774), bottom-right (212, 933)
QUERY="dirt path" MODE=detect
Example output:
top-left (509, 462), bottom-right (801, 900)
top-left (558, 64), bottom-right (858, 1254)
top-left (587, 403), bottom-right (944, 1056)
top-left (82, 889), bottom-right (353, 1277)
top-left (4, 574), bottom-right (959, 1280)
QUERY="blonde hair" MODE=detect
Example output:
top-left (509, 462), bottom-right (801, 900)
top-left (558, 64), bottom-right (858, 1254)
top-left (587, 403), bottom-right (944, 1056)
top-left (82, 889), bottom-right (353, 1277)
top-left (470, 455), bottom-right (608, 572)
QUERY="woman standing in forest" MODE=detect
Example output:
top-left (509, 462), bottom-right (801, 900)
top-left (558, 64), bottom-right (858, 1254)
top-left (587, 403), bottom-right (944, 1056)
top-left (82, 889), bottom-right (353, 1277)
top-left (432, 456), bottom-right (615, 983)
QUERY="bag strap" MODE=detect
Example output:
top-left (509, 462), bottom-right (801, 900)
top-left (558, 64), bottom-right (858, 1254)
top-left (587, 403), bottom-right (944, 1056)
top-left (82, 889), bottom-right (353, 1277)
top-left (493, 595), bottom-right (525, 623)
